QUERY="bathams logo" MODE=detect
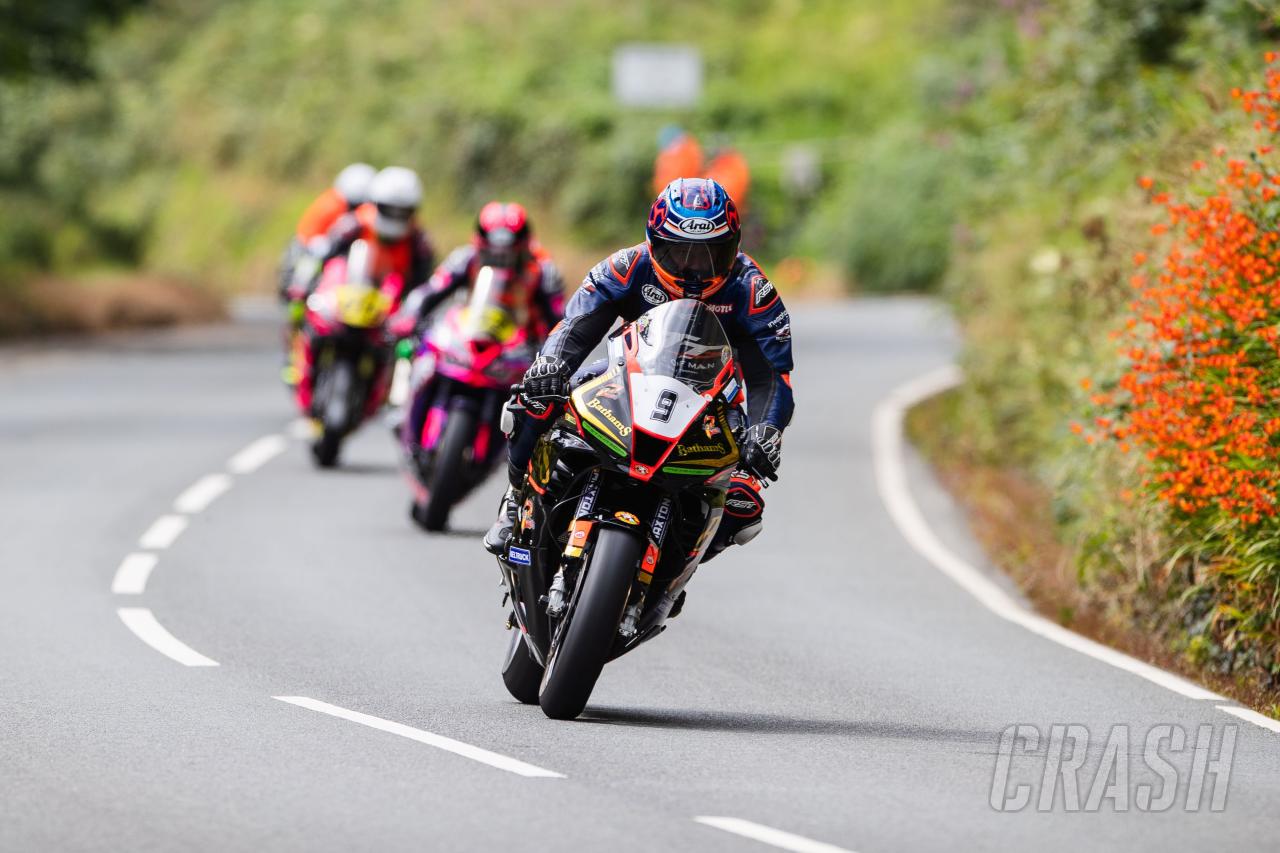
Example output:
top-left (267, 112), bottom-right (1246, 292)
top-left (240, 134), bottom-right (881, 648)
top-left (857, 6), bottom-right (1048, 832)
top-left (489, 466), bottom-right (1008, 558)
top-left (677, 442), bottom-right (726, 457)
top-left (588, 397), bottom-right (631, 436)
top-left (679, 218), bottom-right (716, 236)
top-left (642, 284), bottom-right (668, 305)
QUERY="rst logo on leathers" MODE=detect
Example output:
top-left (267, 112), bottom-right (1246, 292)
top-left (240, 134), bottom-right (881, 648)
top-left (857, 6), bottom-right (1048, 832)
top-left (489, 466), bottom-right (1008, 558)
top-left (642, 284), bottom-right (668, 305)
top-left (750, 274), bottom-right (778, 313)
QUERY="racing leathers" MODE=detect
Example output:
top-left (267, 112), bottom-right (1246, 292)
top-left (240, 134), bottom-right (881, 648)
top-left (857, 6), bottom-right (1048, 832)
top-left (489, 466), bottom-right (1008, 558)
top-left (301, 203), bottom-right (435, 303)
top-left (502, 243), bottom-right (794, 558)
top-left (391, 242), bottom-right (565, 341)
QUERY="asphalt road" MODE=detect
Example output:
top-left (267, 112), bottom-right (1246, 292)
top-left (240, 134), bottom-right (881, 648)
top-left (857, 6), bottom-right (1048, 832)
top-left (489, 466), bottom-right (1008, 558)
top-left (2, 298), bottom-right (1278, 852)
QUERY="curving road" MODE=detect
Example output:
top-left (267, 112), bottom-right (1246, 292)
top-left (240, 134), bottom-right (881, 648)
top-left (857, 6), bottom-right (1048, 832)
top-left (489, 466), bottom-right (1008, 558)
top-left (2, 298), bottom-right (1278, 852)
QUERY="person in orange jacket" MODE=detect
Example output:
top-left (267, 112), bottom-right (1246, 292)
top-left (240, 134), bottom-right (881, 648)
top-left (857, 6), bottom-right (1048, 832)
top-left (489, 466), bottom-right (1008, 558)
top-left (293, 166), bottom-right (436, 303)
top-left (278, 163), bottom-right (377, 300)
top-left (652, 126), bottom-right (704, 196)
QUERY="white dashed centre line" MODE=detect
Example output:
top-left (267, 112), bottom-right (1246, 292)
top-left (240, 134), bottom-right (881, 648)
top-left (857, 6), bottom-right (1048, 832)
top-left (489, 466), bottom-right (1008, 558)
top-left (117, 608), bottom-right (219, 666)
top-left (173, 473), bottom-right (232, 514)
top-left (273, 696), bottom-right (565, 778)
top-left (111, 553), bottom-right (158, 594)
top-left (137, 514), bottom-right (189, 550)
top-left (694, 817), bottom-right (857, 853)
top-left (228, 435), bottom-right (287, 474)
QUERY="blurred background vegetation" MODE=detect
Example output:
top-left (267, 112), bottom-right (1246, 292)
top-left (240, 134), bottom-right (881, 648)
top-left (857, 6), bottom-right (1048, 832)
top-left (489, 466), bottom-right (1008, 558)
top-left (0, 0), bottom-right (948, 320)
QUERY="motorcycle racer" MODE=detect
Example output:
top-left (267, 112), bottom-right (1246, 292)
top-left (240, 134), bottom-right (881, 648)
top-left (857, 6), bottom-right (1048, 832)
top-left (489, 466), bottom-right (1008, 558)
top-left (305, 166), bottom-right (436, 298)
top-left (390, 201), bottom-right (564, 342)
top-left (282, 167), bottom-right (435, 389)
top-left (297, 162), bottom-right (378, 242)
top-left (485, 177), bottom-right (793, 559)
top-left (278, 162), bottom-right (376, 301)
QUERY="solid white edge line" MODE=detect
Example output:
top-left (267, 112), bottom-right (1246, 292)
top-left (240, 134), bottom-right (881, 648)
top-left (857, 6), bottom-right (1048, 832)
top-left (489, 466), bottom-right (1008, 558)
top-left (1217, 705), bottom-right (1280, 734)
top-left (227, 434), bottom-right (287, 474)
top-left (694, 817), bottom-right (856, 853)
top-left (871, 365), bottom-right (1224, 702)
top-left (111, 552), bottom-right (158, 594)
top-left (273, 696), bottom-right (565, 778)
top-left (137, 514), bottom-right (189, 550)
top-left (117, 608), bottom-right (219, 666)
top-left (173, 473), bottom-right (233, 514)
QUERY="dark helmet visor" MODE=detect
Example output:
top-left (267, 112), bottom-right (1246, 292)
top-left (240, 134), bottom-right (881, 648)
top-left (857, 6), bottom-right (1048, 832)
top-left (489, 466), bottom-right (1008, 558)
top-left (650, 235), bottom-right (738, 283)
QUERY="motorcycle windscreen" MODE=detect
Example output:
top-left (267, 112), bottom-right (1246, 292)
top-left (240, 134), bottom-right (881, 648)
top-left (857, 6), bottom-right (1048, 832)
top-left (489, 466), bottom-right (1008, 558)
top-left (457, 266), bottom-right (522, 344)
top-left (628, 299), bottom-right (733, 440)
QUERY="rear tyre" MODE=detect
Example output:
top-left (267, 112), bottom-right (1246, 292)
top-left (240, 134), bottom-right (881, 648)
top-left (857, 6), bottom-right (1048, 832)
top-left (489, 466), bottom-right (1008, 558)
top-left (311, 431), bottom-right (342, 468)
top-left (501, 627), bottom-right (543, 704)
top-left (538, 528), bottom-right (642, 720)
top-left (420, 407), bottom-right (477, 532)
top-left (310, 359), bottom-right (352, 469)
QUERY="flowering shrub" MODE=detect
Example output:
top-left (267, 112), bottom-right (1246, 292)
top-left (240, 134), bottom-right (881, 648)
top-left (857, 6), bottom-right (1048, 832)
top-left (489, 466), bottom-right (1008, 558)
top-left (1090, 56), bottom-right (1280, 666)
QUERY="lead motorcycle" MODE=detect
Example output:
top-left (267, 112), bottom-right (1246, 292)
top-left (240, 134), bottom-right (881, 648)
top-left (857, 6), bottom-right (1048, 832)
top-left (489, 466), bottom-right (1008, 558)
top-left (295, 239), bottom-right (402, 467)
top-left (401, 266), bottom-right (536, 530)
top-left (495, 299), bottom-right (745, 719)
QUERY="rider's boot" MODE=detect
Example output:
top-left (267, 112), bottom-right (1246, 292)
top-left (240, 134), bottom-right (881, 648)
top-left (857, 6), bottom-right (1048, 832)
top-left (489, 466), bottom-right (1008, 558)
top-left (483, 462), bottom-right (525, 555)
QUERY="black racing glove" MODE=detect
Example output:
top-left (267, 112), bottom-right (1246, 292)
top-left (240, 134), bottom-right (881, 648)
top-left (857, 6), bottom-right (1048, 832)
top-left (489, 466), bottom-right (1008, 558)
top-left (742, 423), bottom-right (783, 483)
top-left (522, 355), bottom-right (571, 399)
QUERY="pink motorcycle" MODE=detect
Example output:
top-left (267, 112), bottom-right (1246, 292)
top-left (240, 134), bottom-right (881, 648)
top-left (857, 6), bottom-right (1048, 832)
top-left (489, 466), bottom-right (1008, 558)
top-left (401, 265), bottom-right (537, 530)
top-left (296, 240), bottom-right (404, 468)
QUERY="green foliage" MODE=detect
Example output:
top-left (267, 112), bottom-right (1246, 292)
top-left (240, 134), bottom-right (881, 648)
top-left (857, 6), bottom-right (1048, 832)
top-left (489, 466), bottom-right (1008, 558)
top-left (939, 0), bottom-right (1280, 685)
top-left (0, 0), bottom-right (147, 80)
top-left (818, 126), bottom-right (959, 293)
top-left (0, 0), bottom-right (946, 293)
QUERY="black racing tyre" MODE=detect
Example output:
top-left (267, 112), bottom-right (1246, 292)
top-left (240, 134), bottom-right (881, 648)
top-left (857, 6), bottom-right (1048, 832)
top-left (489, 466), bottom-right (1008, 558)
top-left (419, 406), bottom-right (477, 532)
top-left (311, 430), bottom-right (342, 468)
top-left (501, 627), bottom-right (543, 704)
top-left (538, 528), bottom-right (641, 720)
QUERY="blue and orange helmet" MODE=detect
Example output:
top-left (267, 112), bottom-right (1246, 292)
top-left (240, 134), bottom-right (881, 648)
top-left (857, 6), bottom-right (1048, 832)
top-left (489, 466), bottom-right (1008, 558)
top-left (646, 177), bottom-right (741, 299)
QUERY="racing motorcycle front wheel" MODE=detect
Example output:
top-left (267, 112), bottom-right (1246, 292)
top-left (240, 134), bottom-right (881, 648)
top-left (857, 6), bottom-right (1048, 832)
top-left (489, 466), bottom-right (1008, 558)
top-left (417, 406), bottom-right (476, 532)
top-left (538, 527), bottom-right (643, 720)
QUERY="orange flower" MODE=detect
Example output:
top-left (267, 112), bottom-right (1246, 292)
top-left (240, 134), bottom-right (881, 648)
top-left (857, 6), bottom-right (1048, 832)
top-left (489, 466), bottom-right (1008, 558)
top-left (1096, 57), bottom-right (1280, 528)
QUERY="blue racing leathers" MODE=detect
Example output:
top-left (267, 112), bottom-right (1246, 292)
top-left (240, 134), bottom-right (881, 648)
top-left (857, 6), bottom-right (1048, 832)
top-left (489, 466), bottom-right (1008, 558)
top-left (507, 243), bottom-right (794, 479)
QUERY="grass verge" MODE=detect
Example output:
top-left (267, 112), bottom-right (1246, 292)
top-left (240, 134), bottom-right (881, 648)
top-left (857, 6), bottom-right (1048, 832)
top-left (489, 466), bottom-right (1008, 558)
top-left (0, 274), bottom-right (224, 339)
top-left (908, 386), bottom-right (1280, 718)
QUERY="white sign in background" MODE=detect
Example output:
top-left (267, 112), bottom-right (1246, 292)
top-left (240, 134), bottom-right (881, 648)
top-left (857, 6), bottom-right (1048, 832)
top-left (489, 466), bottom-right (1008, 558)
top-left (612, 44), bottom-right (703, 108)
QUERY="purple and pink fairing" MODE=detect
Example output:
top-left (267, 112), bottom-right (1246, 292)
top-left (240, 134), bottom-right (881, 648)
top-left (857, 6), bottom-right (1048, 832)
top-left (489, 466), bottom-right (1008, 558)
top-left (402, 301), bottom-right (536, 500)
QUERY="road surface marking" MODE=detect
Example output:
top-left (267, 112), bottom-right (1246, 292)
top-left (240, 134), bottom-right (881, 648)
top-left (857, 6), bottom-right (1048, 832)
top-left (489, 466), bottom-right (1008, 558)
top-left (273, 696), bottom-right (565, 778)
top-left (137, 514), bottom-right (189, 550)
top-left (227, 434), bottom-right (287, 474)
top-left (117, 608), bottom-right (219, 666)
top-left (173, 473), bottom-right (232, 514)
top-left (694, 817), bottom-right (856, 853)
top-left (872, 366), bottom-right (1223, 702)
top-left (111, 553), bottom-right (158, 594)
top-left (1218, 705), bottom-right (1280, 734)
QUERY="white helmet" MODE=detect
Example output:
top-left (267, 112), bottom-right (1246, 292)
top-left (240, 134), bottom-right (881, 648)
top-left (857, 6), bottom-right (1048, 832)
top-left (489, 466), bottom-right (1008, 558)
top-left (369, 166), bottom-right (423, 241)
top-left (333, 162), bottom-right (376, 207)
